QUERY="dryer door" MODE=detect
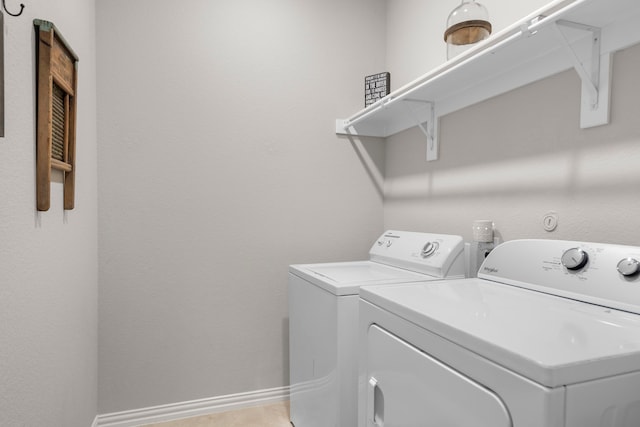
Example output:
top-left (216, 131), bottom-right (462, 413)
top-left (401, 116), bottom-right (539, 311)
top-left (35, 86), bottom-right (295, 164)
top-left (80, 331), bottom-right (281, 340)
top-left (366, 325), bottom-right (512, 427)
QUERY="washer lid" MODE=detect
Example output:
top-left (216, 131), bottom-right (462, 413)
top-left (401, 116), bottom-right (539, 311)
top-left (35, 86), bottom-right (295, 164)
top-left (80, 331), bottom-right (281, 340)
top-left (289, 261), bottom-right (432, 296)
top-left (360, 278), bottom-right (640, 387)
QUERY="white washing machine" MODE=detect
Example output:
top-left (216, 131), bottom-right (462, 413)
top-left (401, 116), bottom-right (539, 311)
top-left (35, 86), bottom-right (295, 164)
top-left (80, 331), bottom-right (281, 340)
top-left (358, 239), bottom-right (640, 427)
top-left (289, 230), bottom-right (465, 427)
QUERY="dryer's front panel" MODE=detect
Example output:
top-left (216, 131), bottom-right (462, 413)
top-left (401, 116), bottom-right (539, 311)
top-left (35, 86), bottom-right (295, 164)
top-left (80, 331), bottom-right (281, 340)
top-left (565, 370), bottom-right (640, 427)
top-left (365, 324), bottom-right (512, 427)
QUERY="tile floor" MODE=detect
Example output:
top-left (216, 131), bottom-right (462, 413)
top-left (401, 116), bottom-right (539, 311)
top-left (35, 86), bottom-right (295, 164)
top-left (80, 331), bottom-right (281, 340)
top-left (140, 401), bottom-right (291, 427)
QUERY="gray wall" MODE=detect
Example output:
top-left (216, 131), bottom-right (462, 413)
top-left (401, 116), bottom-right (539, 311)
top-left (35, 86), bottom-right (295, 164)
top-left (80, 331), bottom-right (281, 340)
top-left (97, 0), bottom-right (386, 413)
top-left (9, 0), bottom-right (638, 423)
top-left (0, 1), bottom-right (98, 426)
top-left (384, 2), bottom-right (640, 245)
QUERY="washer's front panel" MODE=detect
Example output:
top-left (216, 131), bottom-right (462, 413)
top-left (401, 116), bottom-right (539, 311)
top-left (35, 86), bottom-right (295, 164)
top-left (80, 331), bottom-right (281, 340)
top-left (289, 274), bottom-right (338, 427)
top-left (366, 324), bottom-right (511, 427)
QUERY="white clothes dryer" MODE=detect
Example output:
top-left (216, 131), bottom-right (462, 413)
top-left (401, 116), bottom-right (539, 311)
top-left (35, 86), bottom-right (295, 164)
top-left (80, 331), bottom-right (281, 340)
top-left (289, 230), bottom-right (465, 427)
top-left (359, 239), bottom-right (640, 427)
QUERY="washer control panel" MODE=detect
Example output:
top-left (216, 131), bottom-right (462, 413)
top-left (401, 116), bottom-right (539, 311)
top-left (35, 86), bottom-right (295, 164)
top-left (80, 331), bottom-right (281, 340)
top-left (421, 241), bottom-right (439, 258)
top-left (479, 239), bottom-right (640, 314)
top-left (370, 231), bottom-right (465, 278)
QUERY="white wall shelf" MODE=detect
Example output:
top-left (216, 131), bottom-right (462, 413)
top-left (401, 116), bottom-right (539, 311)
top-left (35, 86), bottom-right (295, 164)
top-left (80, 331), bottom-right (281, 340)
top-left (336, 0), bottom-right (640, 161)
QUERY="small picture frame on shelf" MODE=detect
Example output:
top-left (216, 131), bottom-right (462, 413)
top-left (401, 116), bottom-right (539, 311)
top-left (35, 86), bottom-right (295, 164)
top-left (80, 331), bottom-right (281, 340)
top-left (365, 72), bottom-right (390, 108)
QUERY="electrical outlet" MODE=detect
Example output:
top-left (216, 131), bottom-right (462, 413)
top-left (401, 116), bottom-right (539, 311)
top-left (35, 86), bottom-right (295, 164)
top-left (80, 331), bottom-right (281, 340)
top-left (543, 212), bottom-right (558, 232)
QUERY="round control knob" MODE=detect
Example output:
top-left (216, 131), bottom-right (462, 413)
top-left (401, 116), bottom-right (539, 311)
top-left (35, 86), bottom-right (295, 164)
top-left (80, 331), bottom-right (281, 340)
top-left (617, 258), bottom-right (640, 277)
top-left (421, 241), bottom-right (439, 258)
top-left (561, 248), bottom-right (589, 271)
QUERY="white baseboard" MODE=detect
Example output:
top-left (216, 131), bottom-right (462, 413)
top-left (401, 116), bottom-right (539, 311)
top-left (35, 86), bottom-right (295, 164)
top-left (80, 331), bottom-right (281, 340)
top-left (96, 386), bottom-right (290, 427)
top-left (91, 415), bottom-right (99, 427)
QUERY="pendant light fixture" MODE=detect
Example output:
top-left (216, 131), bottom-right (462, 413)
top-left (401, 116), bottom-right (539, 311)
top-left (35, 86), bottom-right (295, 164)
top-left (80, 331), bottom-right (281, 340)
top-left (444, 0), bottom-right (492, 60)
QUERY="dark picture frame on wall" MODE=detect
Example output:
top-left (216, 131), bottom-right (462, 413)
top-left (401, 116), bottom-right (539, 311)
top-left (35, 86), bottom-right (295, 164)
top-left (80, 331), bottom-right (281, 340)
top-left (0, 1), bottom-right (28, 138)
top-left (1, 11), bottom-right (5, 137)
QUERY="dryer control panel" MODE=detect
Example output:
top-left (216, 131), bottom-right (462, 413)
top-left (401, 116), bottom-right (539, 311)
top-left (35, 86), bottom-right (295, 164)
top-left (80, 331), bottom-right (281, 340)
top-left (478, 239), bottom-right (640, 315)
top-left (370, 230), bottom-right (465, 278)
